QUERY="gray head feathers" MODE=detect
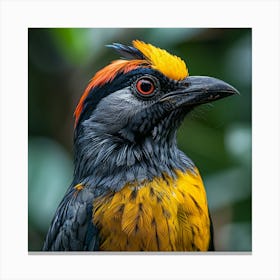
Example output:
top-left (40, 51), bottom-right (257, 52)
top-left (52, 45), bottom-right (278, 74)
top-left (73, 88), bottom-right (194, 197)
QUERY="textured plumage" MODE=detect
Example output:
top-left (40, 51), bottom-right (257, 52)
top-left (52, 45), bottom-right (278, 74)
top-left (43, 40), bottom-right (237, 251)
top-left (93, 169), bottom-right (210, 251)
top-left (106, 43), bottom-right (144, 60)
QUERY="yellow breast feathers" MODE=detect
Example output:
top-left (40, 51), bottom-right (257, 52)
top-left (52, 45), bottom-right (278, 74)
top-left (93, 168), bottom-right (210, 251)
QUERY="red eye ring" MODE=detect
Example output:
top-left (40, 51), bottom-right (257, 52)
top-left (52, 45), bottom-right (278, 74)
top-left (136, 78), bottom-right (155, 96)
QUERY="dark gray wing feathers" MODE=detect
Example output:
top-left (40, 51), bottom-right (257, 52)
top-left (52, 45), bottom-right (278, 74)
top-left (42, 186), bottom-right (99, 251)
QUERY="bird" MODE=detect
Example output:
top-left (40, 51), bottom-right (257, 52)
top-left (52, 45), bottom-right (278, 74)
top-left (42, 40), bottom-right (238, 251)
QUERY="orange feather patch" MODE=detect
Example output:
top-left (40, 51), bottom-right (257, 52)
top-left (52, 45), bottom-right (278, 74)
top-left (74, 59), bottom-right (147, 126)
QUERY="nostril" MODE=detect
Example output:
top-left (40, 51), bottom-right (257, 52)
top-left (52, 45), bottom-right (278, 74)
top-left (181, 81), bottom-right (190, 87)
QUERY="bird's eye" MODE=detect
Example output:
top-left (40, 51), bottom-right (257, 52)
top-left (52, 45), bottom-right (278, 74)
top-left (135, 78), bottom-right (156, 96)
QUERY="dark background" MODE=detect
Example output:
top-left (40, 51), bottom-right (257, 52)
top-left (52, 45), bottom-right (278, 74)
top-left (28, 28), bottom-right (252, 251)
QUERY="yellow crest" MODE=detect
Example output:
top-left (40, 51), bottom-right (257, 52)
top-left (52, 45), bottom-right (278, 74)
top-left (133, 40), bottom-right (189, 80)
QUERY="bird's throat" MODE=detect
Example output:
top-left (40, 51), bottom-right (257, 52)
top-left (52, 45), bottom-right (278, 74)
top-left (73, 129), bottom-right (194, 197)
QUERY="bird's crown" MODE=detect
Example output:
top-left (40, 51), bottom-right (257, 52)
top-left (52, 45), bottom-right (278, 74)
top-left (74, 40), bottom-right (189, 125)
top-left (131, 40), bottom-right (188, 80)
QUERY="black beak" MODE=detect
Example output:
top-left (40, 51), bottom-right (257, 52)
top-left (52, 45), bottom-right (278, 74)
top-left (160, 76), bottom-right (239, 108)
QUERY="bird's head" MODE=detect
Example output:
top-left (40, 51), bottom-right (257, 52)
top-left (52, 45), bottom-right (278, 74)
top-left (73, 40), bottom-right (238, 190)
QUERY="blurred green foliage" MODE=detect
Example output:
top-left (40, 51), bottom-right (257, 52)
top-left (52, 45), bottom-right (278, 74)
top-left (28, 28), bottom-right (251, 251)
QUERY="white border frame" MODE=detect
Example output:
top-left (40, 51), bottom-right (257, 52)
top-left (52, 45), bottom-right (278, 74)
top-left (1, 0), bottom-right (279, 279)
